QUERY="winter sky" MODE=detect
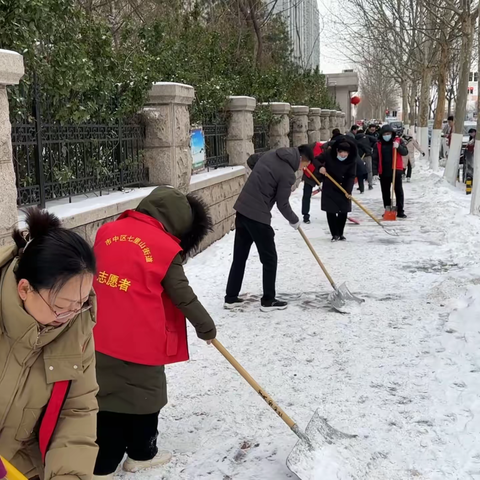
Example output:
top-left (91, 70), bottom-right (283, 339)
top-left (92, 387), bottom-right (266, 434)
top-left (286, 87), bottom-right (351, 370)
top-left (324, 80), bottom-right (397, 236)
top-left (317, 0), bottom-right (352, 74)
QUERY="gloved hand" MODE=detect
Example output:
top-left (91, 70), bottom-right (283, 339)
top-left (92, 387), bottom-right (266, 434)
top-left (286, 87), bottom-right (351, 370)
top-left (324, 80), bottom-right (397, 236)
top-left (290, 220), bottom-right (301, 230)
top-left (393, 140), bottom-right (400, 149)
top-left (422, 152), bottom-right (426, 156)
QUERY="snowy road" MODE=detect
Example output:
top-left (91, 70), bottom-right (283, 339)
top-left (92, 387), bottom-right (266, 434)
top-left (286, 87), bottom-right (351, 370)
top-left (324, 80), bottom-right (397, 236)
top-left (121, 158), bottom-right (480, 480)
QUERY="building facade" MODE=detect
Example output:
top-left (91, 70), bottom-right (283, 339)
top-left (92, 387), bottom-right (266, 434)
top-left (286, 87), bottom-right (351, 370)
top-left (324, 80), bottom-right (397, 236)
top-left (273, 0), bottom-right (320, 70)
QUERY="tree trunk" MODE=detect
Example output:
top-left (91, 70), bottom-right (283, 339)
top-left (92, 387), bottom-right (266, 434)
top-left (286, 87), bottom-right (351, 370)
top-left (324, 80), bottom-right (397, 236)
top-left (434, 44), bottom-right (448, 130)
top-left (247, 0), bottom-right (263, 68)
top-left (409, 82), bottom-right (417, 126)
top-left (446, 13), bottom-right (475, 185)
top-left (472, 10), bottom-right (480, 214)
top-left (401, 82), bottom-right (409, 125)
top-left (419, 68), bottom-right (432, 127)
top-left (454, 15), bottom-right (475, 134)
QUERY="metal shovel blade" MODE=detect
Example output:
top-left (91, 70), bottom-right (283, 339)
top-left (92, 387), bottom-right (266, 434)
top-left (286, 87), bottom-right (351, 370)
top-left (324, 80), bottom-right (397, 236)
top-left (287, 410), bottom-right (369, 480)
top-left (328, 282), bottom-right (364, 311)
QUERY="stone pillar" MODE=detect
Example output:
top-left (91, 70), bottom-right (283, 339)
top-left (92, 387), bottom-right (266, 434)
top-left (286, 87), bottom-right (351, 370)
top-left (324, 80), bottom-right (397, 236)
top-left (337, 111), bottom-right (345, 132)
top-left (329, 111), bottom-right (338, 131)
top-left (308, 108), bottom-right (321, 143)
top-left (141, 82), bottom-right (194, 193)
top-left (267, 102), bottom-right (291, 149)
top-left (320, 109), bottom-right (331, 141)
top-left (340, 112), bottom-right (346, 131)
top-left (226, 96), bottom-right (256, 166)
top-left (291, 106), bottom-right (309, 146)
top-left (0, 50), bottom-right (24, 241)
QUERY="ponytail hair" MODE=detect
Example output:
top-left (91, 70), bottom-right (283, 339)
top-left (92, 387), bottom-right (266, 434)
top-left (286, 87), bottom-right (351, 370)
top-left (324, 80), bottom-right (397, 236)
top-left (13, 208), bottom-right (96, 294)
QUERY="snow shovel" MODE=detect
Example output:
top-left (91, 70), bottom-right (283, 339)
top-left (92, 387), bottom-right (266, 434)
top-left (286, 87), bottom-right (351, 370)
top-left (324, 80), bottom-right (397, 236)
top-left (212, 339), bottom-right (364, 479)
top-left (383, 149), bottom-right (398, 221)
top-left (0, 457), bottom-right (27, 480)
top-left (306, 169), bottom-right (397, 236)
top-left (298, 227), bottom-right (363, 311)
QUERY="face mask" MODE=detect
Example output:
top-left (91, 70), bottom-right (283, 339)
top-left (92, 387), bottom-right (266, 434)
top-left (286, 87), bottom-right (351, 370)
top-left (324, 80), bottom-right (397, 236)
top-left (383, 134), bottom-right (392, 142)
top-left (337, 154), bottom-right (348, 162)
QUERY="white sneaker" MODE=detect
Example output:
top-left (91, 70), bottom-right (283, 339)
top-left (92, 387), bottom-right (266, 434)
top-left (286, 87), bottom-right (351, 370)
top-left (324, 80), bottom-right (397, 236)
top-left (407, 178), bottom-right (411, 183)
top-left (123, 451), bottom-right (173, 473)
top-left (93, 475), bottom-right (114, 480)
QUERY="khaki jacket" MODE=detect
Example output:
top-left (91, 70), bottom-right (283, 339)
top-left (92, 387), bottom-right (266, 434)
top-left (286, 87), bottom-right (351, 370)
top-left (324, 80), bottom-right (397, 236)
top-left (0, 245), bottom-right (98, 480)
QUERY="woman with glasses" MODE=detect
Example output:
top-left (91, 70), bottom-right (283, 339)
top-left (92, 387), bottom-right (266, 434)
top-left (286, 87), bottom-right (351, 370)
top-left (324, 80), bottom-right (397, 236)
top-left (0, 207), bottom-right (98, 480)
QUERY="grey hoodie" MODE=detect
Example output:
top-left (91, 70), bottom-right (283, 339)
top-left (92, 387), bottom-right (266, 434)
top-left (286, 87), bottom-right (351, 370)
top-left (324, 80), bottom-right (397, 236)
top-left (235, 148), bottom-right (300, 225)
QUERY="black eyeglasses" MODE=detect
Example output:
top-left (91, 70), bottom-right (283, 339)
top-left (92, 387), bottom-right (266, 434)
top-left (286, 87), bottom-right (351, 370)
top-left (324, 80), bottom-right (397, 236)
top-left (36, 291), bottom-right (91, 321)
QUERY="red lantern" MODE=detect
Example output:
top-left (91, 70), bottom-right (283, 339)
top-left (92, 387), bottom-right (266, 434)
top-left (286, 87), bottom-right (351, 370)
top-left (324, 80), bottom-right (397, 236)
top-left (350, 96), bottom-right (361, 106)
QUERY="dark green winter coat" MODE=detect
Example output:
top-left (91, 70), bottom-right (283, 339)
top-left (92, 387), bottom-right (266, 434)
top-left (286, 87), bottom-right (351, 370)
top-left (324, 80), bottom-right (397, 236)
top-left (96, 187), bottom-right (216, 415)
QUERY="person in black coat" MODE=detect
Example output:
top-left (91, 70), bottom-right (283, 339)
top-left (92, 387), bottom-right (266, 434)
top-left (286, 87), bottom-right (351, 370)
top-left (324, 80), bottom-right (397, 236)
top-left (366, 124), bottom-right (379, 140)
top-left (372, 124), bottom-right (409, 218)
top-left (319, 136), bottom-right (357, 241)
top-left (355, 129), bottom-right (375, 190)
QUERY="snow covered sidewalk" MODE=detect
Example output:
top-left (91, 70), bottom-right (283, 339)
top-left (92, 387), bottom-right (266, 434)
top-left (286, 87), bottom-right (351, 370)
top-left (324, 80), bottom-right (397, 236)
top-left (122, 158), bottom-right (480, 480)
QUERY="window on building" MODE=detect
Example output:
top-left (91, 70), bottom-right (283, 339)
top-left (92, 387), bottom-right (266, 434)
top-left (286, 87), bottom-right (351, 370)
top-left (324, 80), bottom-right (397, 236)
top-left (469, 72), bottom-right (478, 82)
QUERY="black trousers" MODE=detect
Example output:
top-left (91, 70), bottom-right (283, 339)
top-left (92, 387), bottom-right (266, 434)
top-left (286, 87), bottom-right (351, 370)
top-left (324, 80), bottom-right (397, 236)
top-left (326, 212), bottom-right (348, 237)
top-left (302, 183), bottom-right (314, 219)
top-left (94, 411), bottom-right (159, 475)
top-left (380, 172), bottom-right (404, 214)
top-left (226, 213), bottom-right (277, 302)
top-left (357, 176), bottom-right (365, 193)
top-left (406, 161), bottom-right (412, 178)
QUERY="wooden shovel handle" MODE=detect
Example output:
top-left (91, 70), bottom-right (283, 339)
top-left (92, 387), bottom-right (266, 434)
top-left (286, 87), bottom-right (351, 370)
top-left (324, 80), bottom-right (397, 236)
top-left (306, 169), bottom-right (384, 228)
top-left (212, 339), bottom-right (297, 430)
top-left (298, 227), bottom-right (336, 288)
top-left (0, 457), bottom-right (27, 480)
top-left (391, 148), bottom-right (397, 202)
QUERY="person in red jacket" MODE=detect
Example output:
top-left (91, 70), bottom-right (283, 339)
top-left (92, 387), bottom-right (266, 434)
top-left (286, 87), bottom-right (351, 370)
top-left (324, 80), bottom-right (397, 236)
top-left (372, 125), bottom-right (409, 218)
top-left (92, 187), bottom-right (216, 479)
top-left (302, 142), bottom-right (324, 223)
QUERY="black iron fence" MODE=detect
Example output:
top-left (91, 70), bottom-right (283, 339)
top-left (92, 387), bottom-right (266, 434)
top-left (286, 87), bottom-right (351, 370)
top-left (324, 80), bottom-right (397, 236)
top-left (253, 123), bottom-right (269, 153)
top-left (203, 123), bottom-right (229, 168)
top-left (9, 80), bottom-right (147, 208)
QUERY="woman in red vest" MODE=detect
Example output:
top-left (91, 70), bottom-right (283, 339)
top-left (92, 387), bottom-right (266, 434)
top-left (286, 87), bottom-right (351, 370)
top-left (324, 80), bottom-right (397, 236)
top-left (92, 187), bottom-right (216, 479)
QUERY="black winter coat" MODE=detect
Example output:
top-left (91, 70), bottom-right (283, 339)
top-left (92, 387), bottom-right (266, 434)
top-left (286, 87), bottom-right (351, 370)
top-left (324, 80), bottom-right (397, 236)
top-left (319, 136), bottom-right (357, 214)
top-left (236, 148), bottom-right (299, 225)
top-left (355, 133), bottom-right (374, 157)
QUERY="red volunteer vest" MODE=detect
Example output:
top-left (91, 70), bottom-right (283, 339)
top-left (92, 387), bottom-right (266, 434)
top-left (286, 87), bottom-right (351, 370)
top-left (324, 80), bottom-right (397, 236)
top-left (304, 142), bottom-right (324, 178)
top-left (93, 210), bottom-right (189, 366)
top-left (376, 142), bottom-right (403, 175)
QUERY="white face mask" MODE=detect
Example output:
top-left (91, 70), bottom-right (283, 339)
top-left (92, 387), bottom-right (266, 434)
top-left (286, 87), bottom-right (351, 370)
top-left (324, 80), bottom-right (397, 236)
top-left (337, 154), bottom-right (348, 161)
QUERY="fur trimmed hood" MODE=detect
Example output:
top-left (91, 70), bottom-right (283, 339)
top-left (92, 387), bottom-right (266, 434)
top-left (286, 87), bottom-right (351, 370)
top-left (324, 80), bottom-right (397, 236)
top-left (136, 186), bottom-right (212, 255)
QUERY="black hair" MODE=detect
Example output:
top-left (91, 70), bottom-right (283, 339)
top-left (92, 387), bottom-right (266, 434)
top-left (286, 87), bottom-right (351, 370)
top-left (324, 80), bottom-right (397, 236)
top-left (180, 194), bottom-right (213, 256)
top-left (448, 116), bottom-right (454, 121)
top-left (350, 125), bottom-right (359, 132)
top-left (469, 128), bottom-right (477, 133)
top-left (298, 144), bottom-right (314, 162)
top-left (331, 128), bottom-right (341, 137)
top-left (13, 208), bottom-right (96, 294)
top-left (337, 142), bottom-right (352, 152)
